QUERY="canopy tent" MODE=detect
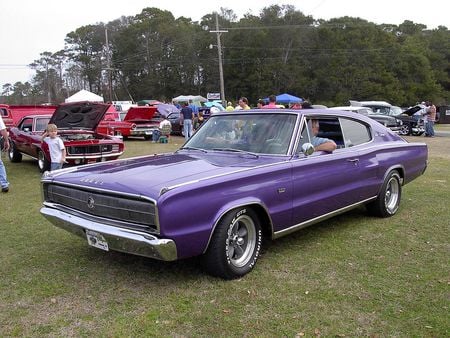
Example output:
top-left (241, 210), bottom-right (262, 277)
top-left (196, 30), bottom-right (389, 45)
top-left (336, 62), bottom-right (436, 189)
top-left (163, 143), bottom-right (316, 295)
top-left (65, 89), bottom-right (104, 103)
top-left (137, 99), bottom-right (162, 106)
top-left (203, 101), bottom-right (225, 111)
top-left (264, 93), bottom-right (303, 104)
top-left (172, 95), bottom-right (207, 107)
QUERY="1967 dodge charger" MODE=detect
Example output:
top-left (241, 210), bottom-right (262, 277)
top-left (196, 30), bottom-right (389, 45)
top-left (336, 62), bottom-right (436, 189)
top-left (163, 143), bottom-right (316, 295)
top-left (40, 109), bottom-right (428, 279)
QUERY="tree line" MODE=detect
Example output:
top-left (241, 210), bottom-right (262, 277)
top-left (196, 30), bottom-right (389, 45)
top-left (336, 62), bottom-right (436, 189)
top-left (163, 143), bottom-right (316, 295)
top-left (1, 4), bottom-right (449, 107)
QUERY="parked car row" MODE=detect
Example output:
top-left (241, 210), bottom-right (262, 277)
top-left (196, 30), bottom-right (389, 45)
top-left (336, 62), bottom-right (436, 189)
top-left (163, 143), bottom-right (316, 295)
top-left (349, 100), bottom-right (425, 136)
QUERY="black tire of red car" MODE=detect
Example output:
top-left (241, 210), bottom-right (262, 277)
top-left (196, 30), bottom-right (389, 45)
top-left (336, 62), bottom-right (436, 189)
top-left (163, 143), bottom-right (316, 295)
top-left (202, 207), bottom-right (263, 279)
top-left (8, 141), bottom-right (22, 162)
top-left (367, 170), bottom-right (402, 217)
top-left (37, 150), bottom-right (50, 172)
top-left (399, 124), bottom-right (412, 136)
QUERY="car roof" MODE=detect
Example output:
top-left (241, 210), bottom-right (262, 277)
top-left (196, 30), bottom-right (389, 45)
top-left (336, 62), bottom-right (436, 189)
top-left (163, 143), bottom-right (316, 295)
top-left (350, 100), bottom-right (392, 107)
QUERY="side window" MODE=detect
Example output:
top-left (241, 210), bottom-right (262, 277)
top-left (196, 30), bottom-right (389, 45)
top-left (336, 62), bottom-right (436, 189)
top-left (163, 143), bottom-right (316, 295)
top-left (298, 117), bottom-right (344, 149)
top-left (20, 118), bottom-right (33, 132)
top-left (35, 118), bottom-right (50, 132)
top-left (340, 118), bottom-right (372, 147)
top-left (1, 108), bottom-right (7, 117)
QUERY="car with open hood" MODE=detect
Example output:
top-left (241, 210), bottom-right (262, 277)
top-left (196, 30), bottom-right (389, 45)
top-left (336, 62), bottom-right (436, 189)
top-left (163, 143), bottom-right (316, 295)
top-left (350, 100), bottom-right (425, 135)
top-left (8, 101), bottom-right (124, 172)
top-left (96, 106), bottom-right (160, 140)
top-left (40, 108), bottom-right (427, 279)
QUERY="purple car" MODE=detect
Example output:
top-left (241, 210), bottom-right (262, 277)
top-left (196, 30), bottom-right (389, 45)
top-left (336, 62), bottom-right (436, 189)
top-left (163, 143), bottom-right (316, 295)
top-left (40, 109), bottom-right (428, 279)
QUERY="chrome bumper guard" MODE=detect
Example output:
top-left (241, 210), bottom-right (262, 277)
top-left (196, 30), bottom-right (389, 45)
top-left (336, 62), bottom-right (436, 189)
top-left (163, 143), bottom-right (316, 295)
top-left (41, 206), bottom-right (177, 261)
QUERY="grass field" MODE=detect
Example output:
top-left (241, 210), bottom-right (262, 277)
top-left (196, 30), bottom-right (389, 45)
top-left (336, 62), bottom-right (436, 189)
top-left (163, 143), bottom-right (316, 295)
top-left (0, 130), bottom-right (449, 337)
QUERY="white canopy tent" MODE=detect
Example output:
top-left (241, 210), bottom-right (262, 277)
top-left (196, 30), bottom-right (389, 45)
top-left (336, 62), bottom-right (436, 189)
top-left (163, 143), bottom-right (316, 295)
top-left (65, 89), bottom-right (104, 103)
top-left (172, 95), bottom-right (207, 107)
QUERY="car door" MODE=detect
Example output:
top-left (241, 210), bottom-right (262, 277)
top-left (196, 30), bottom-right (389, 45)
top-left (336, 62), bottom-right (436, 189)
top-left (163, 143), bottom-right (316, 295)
top-left (14, 117), bottom-right (35, 155)
top-left (289, 116), bottom-right (370, 226)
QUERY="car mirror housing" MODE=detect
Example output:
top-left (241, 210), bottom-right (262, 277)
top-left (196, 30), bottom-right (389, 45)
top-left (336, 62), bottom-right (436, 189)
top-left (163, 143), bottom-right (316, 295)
top-left (301, 143), bottom-right (315, 156)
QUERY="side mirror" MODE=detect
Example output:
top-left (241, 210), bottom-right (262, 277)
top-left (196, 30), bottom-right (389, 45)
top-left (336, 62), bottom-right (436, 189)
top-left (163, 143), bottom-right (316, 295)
top-left (301, 143), bottom-right (315, 156)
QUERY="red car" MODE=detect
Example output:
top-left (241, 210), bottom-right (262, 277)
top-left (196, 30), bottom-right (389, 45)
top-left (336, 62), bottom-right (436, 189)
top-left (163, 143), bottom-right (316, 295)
top-left (97, 106), bottom-right (160, 140)
top-left (8, 101), bottom-right (124, 172)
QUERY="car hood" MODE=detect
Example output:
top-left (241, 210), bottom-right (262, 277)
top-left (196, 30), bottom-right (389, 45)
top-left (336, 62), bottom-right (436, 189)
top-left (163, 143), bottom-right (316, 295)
top-left (123, 106), bottom-right (157, 122)
top-left (46, 151), bottom-right (285, 198)
top-left (50, 101), bottom-right (110, 130)
top-left (402, 105), bottom-right (422, 116)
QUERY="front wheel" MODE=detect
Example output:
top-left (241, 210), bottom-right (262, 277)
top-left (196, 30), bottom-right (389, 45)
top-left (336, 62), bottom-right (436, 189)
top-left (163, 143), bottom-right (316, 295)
top-left (399, 124), bottom-right (411, 136)
top-left (37, 150), bottom-right (50, 172)
top-left (8, 141), bottom-right (22, 162)
top-left (367, 170), bottom-right (402, 217)
top-left (202, 207), bottom-right (263, 279)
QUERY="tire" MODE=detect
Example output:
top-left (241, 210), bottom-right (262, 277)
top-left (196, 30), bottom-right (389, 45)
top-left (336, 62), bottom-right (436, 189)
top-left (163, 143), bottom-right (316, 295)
top-left (367, 170), bottom-right (402, 217)
top-left (202, 207), bottom-right (263, 279)
top-left (399, 124), bottom-right (411, 136)
top-left (37, 150), bottom-right (50, 172)
top-left (8, 141), bottom-right (22, 162)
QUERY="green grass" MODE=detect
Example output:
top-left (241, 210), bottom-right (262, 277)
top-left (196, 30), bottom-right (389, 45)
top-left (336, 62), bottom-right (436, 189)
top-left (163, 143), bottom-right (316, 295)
top-left (0, 135), bottom-right (449, 337)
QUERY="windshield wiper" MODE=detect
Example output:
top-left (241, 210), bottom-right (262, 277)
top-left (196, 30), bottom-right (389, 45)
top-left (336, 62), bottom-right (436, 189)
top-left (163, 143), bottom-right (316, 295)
top-left (178, 146), bottom-right (208, 153)
top-left (212, 148), bottom-right (259, 158)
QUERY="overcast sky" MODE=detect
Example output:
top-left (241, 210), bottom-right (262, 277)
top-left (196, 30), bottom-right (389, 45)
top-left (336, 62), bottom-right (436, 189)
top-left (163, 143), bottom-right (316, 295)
top-left (0, 0), bottom-right (448, 87)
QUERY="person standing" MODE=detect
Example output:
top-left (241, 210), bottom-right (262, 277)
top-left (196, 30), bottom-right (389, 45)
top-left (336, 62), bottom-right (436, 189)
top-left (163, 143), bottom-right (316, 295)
top-left (263, 95), bottom-right (279, 108)
top-left (237, 97), bottom-right (251, 110)
top-left (41, 124), bottom-right (66, 171)
top-left (0, 114), bottom-right (10, 192)
top-left (425, 101), bottom-right (436, 137)
top-left (180, 102), bottom-right (194, 140)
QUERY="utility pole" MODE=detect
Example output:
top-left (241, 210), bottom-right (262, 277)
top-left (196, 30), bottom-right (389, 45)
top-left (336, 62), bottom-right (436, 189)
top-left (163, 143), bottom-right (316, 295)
top-left (210, 13), bottom-right (228, 105)
top-left (105, 28), bottom-right (113, 102)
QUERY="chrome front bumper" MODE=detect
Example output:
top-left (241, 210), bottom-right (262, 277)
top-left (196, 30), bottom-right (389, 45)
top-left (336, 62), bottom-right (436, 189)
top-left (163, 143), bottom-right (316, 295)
top-left (40, 206), bottom-right (177, 261)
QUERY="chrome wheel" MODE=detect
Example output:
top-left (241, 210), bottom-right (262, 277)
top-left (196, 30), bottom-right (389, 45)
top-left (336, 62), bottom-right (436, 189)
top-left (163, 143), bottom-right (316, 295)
top-left (384, 176), bottom-right (400, 214)
top-left (203, 207), bottom-right (262, 279)
top-left (226, 214), bottom-right (257, 268)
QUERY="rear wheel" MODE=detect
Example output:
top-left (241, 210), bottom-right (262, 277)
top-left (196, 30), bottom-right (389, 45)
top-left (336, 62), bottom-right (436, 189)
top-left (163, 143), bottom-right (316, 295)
top-left (37, 150), bottom-right (50, 172)
top-left (8, 141), bottom-right (22, 162)
top-left (367, 170), bottom-right (402, 217)
top-left (202, 207), bottom-right (263, 279)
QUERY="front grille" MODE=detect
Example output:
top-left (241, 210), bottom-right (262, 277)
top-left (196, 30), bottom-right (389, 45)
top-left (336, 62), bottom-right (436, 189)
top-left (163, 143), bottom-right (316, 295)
top-left (66, 145), bottom-right (113, 155)
top-left (44, 183), bottom-right (157, 231)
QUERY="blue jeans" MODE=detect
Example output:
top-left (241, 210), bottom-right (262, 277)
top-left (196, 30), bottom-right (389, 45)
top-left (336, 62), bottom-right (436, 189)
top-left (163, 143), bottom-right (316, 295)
top-left (425, 121), bottom-right (435, 136)
top-left (152, 130), bottom-right (161, 142)
top-left (51, 162), bottom-right (63, 171)
top-left (183, 119), bottom-right (193, 140)
top-left (0, 158), bottom-right (8, 188)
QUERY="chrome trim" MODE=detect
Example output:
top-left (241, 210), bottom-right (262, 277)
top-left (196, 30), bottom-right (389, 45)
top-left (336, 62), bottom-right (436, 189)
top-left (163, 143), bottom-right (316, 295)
top-left (41, 181), bottom-right (160, 233)
top-left (41, 206), bottom-right (176, 261)
top-left (43, 201), bottom-right (158, 234)
top-left (65, 151), bottom-right (124, 160)
top-left (273, 196), bottom-right (377, 239)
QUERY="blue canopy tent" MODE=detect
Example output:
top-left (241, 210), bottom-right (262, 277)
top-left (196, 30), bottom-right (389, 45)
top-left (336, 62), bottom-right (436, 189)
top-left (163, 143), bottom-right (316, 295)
top-left (264, 93), bottom-right (303, 104)
top-left (203, 101), bottom-right (225, 111)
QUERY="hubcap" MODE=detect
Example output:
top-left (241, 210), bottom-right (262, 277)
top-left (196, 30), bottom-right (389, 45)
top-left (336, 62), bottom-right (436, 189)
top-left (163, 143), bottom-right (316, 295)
top-left (226, 215), bottom-right (256, 268)
top-left (38, 152), bottom-right (45, 170)
top-left (385, 177), bottom-right (399, 213)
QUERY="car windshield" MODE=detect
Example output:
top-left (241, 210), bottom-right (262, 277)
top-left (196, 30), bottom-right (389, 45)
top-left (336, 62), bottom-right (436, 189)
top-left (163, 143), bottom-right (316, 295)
top-left (184, 113), bottom-right (297, 155)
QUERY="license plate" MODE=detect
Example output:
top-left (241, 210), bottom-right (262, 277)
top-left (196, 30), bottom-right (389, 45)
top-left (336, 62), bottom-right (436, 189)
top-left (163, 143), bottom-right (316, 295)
top-left (145, 131), bottom-right (152, 135)
top-left (86, 230), bottom-right (109, 251)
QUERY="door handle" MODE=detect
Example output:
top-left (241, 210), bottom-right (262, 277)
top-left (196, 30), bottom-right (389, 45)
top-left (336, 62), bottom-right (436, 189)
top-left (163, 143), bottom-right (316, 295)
top-left (347, 159), bottom-right (359, 165)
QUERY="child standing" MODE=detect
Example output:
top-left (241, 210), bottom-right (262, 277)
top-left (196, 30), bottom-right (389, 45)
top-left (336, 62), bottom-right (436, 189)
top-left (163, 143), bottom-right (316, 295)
top-left (42, 124), bottom-right (66, 171)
